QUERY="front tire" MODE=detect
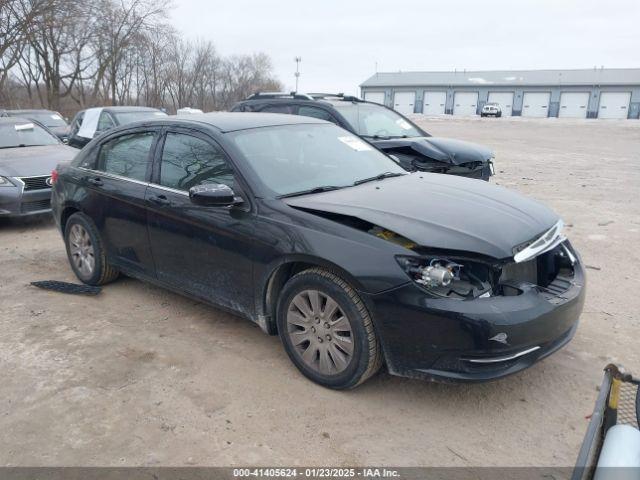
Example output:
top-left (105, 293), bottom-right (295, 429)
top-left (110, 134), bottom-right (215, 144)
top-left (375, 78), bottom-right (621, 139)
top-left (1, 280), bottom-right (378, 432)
top-left (64, 212), bottom-right (119, 285)
top-left (277, 268), bottom-right (382, 389)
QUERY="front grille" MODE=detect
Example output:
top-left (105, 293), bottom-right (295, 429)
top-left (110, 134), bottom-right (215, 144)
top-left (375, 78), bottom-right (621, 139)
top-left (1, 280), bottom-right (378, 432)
top-left (20, 176), bottom-right (51, 190)
top-left (21, 198), bottom-right (51, 213)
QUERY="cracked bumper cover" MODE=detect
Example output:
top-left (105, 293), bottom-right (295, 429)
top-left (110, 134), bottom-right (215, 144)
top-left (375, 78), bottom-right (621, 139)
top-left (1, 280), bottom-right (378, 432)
top-left (364, 259), bottom-right (586, 382)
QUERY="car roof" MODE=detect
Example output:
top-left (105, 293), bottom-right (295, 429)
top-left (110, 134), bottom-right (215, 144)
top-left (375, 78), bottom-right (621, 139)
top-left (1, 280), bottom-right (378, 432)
top-left (152, 112), bottom-right (327, 132)
top-left (0, 116), bottom-right (36, 125)
top-left (102, 106), bottom-right (161, 113)
top-left (7, 109), bottom-right (58, 114)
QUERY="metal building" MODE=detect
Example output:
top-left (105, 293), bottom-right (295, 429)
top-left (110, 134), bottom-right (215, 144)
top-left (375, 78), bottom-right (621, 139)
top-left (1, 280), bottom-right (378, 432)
top-left (360, 68), bottom-right (640, 119)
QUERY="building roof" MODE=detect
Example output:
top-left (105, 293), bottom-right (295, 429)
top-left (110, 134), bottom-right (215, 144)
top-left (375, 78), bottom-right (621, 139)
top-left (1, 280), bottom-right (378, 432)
top-left (361, 68), bottom-right (640, 88)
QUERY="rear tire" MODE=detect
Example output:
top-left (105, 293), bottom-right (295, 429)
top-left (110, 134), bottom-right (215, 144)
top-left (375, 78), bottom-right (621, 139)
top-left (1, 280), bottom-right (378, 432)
top-left (277, 268), bottom-right (382, 389)
top-left (64, 212), bottom-right (119, 285)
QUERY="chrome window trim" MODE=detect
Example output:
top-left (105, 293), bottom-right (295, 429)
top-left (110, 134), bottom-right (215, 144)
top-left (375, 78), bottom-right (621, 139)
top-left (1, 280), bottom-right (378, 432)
top-left (464, 346), bottom-right (541, 364)
top-left (77, 166), bottom-right (190, 196)
top-left (514, 219), bottom-right (565, 263)
top-left (147, 183), bottom-right (189, 197)
top-left (77, 166), bottom-right (149, 187)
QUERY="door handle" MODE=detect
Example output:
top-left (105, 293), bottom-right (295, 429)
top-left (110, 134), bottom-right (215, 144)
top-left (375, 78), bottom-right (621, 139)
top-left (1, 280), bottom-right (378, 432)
top-left (87, 177), bottom-right (103, 187)
top-left (148, 194), bottom-right (171, 206)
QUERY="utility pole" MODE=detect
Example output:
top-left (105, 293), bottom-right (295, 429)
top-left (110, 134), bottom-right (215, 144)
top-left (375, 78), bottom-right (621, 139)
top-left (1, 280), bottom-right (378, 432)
top-left (294, 56), bottom-right (302, 92)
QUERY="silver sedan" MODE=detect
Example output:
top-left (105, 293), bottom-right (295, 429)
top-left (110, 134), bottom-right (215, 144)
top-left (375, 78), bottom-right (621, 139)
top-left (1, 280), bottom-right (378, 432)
top-left (0, 117), bottom-right (77, 217)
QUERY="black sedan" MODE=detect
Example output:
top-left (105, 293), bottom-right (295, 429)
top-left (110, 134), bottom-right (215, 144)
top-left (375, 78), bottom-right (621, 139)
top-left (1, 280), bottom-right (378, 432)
top-left (51, 113), bottom-right (585, 388)
top-left (0, 118), bottom-right (77, 217)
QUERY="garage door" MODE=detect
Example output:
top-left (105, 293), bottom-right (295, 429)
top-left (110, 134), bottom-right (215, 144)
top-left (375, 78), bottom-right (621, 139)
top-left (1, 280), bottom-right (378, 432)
top-left (453, 92), bottom-right (478, 116)
top-left (423, 91), bottom-right (447, 115)
top-left (364, 91), bottom-right (385, 104)
top-left (487, 92), bottom-right (514, 116)
top-left (393, 92), bottom-right (416, 115)
top-left (598, 92), bottom-right (631, 119)
top-left (559, 92), bottom-right (590, 118)
top-left (522, 92), bottom-right (550, 117)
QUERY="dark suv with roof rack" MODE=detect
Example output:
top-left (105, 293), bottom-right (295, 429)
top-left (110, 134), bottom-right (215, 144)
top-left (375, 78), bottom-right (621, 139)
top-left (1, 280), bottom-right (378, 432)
top-left (232, 92), bottom-right (495, 181)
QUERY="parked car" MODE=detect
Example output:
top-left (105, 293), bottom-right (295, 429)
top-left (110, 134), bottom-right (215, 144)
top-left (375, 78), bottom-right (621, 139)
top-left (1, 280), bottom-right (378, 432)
top-left (481, 102), bottom-right (502, 117)
top-left (232, 92), bottom-right (495, 180)
top-left (68, 106), bottom-right (167, 149)
top-left (51, 113), bottom-right (585, 389)
top-left (5, 109), bottom-right (70, 143)
top-left (0, 117), bottom-right (77, 217)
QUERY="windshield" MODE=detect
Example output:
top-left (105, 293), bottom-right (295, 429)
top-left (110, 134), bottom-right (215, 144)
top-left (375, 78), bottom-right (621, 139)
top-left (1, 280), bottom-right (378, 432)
top-left (230, 123), bottom-right (406, 196)
top-left (113, 110), bottom-right (167, 125)
top-left (332, 102), bottom-right (424, 138)
top-left (22, 112), bottom-right (67, 127)
top-left (0, 122), bottom-right (59, 148)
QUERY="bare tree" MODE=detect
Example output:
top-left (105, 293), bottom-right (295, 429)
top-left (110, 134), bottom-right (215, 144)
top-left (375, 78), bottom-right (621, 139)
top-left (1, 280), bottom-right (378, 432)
top-left (0, 0), bottom-right (55, 97)
top-left (1, 0), bottom-right (282, 112)
top-left (17, 0), bottom-right (94, 109)
top-left (91, 0), bottom-right (169, 105)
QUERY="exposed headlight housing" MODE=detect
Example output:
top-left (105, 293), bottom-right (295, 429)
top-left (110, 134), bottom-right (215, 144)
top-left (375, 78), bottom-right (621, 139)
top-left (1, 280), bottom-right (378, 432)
top-left (0, 176), bottom-right (15, 187)
top-left (396, 255), bottom-right (494, 299)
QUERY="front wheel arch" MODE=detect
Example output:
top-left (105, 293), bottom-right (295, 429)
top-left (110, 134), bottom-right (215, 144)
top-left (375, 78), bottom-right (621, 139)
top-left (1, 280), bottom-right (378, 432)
top-left (60, 205), bottom-right (81, 233)
top-left (259, 256), bottom-right (370, 336)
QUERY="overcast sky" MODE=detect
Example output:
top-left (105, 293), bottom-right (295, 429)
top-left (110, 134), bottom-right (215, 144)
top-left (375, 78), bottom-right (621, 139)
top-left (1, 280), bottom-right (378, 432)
top-left (170, 0), bottom-right (640, 95)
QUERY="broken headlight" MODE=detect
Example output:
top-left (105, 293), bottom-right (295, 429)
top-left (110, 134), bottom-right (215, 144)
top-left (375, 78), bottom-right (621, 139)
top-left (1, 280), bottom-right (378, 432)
top-left (396, 255), bottom-right (493, 299)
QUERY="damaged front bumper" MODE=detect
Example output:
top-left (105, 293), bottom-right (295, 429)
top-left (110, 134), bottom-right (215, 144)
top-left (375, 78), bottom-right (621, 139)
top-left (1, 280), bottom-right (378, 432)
top-left (364, 243), bottom-right (586, 382)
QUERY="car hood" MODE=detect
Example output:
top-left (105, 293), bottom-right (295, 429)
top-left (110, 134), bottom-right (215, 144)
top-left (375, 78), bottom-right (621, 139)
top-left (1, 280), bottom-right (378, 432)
top-left (0, 144), bottom-right (77, 177)
top-left (371, 136), bottom-right (493, 166)
top-left (284, 173), bottom-right (559, 259)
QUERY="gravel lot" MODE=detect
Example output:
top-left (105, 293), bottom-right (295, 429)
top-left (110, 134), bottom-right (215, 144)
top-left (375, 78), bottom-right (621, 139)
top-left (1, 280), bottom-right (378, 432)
top-left (0, 117), bottom-right (639, 467)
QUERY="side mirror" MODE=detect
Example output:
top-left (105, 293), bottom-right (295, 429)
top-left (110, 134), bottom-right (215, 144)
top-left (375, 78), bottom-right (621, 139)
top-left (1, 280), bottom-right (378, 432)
top-left (189, 183), bottom-right (237, 207)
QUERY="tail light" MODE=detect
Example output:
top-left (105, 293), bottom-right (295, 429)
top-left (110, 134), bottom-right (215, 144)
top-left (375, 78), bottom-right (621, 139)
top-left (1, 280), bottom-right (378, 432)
top-left (50, 169), bottom-right (59, 185)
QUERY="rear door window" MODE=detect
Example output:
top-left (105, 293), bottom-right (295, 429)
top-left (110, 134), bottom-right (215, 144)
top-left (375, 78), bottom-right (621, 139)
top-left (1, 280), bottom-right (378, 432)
top-left (98, 132), bottom-right (154, 181)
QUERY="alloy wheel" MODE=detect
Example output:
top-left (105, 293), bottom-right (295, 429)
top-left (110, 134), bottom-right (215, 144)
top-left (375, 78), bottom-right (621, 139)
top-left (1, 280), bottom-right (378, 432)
top-left (286, 289), bottom-right (354, 375)
top-left (68, 224), bottom-right (95, 277)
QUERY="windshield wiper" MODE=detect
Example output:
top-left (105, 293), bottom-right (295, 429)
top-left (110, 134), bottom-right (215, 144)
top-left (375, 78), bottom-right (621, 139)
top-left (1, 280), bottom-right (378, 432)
top-left (353, 171), bottom-right (405, 186)
top-left (279, 185), bottom-right (346, 198)
top-left (361, 134), bottom-right (390, 140)
top-left (0, 144), bottom-right (28, 149)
